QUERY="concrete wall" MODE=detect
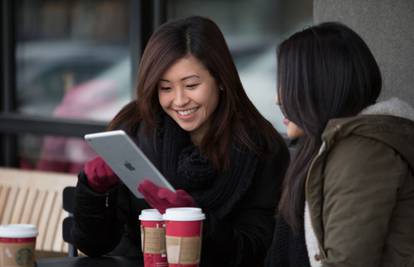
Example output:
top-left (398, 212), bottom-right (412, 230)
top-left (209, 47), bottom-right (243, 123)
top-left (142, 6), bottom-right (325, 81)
top-left (314, 0), bottom-right (414, 105)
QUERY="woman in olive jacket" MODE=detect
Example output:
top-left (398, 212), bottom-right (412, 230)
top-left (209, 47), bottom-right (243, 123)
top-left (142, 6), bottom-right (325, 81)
top-left (72, 16), bottom-right (289, 267)
top-left (266, 22), bottom-right (414, 267)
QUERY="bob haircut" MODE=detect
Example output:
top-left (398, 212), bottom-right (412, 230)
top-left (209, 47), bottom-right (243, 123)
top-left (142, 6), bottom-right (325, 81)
top-left (109, 16), bottom-right (281, 170)
top-left (277, 22), bottom-right (382, 230)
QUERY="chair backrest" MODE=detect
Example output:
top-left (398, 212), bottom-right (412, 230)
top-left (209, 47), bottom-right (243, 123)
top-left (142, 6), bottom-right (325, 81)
top-left (62, 186), bottom-right (78, 256)
top-left (0, 167), bottom-right (77, 254)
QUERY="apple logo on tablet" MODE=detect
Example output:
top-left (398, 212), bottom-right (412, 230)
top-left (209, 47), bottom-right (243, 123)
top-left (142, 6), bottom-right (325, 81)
top-left (124, 161), bottom-right (136, 171)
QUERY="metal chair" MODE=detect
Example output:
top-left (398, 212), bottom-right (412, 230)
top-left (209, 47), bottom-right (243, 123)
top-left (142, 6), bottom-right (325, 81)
top-left (62, 186), bottom-right (78, 257)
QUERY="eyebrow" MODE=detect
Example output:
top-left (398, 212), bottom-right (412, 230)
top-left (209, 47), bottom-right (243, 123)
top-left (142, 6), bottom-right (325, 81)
top-left (160, 75), bottom-right (200, 82)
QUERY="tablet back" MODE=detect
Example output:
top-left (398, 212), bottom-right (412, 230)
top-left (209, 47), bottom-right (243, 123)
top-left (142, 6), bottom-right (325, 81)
top-left (84, 130), bottom-right (175, 198)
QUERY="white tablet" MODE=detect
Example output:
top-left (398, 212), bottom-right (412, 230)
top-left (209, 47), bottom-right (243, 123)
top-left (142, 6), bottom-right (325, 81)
top-left (84, 130), bottom-right (175, 198)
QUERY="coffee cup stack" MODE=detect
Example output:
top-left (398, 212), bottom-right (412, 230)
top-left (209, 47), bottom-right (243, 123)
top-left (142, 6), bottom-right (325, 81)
top-left (0, 224), bottom-right (38, 267)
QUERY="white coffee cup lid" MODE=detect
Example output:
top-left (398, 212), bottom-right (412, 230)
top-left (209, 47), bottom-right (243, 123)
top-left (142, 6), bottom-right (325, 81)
top-left (163, 207), bottom-right (206, 221)
top-left (139, 209), bottom-right (163, 221)
top-left (0, 224), bottom-right (38, 238)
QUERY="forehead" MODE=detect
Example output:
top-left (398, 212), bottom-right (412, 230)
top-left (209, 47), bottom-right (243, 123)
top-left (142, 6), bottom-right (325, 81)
top-left (161, 55), bottom-right (209, 81)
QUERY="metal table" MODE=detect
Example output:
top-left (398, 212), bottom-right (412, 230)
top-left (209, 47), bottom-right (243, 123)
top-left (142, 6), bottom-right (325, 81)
top-left (36, 256), bottom-right (143, 267)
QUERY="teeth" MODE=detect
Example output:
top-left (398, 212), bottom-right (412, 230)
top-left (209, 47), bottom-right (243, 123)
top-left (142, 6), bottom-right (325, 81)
top-left (177, 108), bottom-right (197, 116)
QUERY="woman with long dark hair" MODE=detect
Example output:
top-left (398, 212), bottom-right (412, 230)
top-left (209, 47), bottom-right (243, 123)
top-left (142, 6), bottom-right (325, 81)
top-left (266, 22), bottom-right (414, 266)
top-left (72, 16), bottom-right (289, 266)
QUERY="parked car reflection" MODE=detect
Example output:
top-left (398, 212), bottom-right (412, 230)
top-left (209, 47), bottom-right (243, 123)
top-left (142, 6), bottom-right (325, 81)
top-left (17, 41), bottom-right (127, 116)
top-left (33, 58), bottom-right (132, 173)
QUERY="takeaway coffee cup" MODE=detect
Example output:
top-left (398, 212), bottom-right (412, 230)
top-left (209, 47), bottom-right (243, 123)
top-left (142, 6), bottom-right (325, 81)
top-left (139, 209), bottom-right (168, 267)
top-left (0, 224), bottom-right (38, 267)
top-left (163, 208), bottom-right (206, 267)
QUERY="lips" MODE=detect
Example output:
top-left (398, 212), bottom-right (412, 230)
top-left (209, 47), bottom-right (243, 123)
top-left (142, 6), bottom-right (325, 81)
top-left (283, 118), bottom-right (290, 126)
top-left (176, 107), bottom-right (198, 116)
top-left (175, 107), bottom-right (199, 120)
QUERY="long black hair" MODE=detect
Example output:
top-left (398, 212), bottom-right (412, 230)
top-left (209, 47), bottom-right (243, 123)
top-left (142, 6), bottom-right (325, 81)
top-left (277, 22), bottom-right (382, 230)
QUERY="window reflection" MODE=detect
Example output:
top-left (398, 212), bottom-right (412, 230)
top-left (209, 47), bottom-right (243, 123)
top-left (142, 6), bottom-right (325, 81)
top-left (16, 0), bottom-right (132, 173)
top-left (19, 134), bottom-right (97, 174)
top-left (16, 0), bottom-right (131, 120)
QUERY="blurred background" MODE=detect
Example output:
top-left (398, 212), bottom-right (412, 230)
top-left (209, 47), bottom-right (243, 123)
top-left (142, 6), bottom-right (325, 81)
top-left (2, 0), bottom-right (412, 175)
top-left (0, 0), bottom-right (312, 174)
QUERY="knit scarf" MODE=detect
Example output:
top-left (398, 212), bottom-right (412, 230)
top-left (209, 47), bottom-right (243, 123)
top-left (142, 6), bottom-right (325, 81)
top-left (137, 115), bottom-right (259, 219)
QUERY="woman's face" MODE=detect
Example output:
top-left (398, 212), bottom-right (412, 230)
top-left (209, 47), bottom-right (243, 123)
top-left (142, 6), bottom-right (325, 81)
top-left (283, 118), bottom-right (305, 139)
top-left (275, 95), bottom-right (305, 139)
top-left (158, 55), bottom-right (220, 143)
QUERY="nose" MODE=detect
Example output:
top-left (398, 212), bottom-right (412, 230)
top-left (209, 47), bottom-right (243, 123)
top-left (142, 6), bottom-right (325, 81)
top-left (274, 95), bottom-right (280, 106)
top-left (173, 88), bottom-right (190, 107)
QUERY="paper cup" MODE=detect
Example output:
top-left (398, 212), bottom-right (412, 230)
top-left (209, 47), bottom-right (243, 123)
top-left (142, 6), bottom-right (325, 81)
top-left (0, 224), bottom-right (38, 267)
top-left (139, 209), bottom-right (168, 267)
top-left (163, 208), bottom-right (205, 267)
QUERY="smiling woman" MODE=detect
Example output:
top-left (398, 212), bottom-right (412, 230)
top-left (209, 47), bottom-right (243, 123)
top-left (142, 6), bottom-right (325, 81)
top-left (157, 55), bottom-right (220, 145)
top-left (72, 16), bottom-right (290, 267)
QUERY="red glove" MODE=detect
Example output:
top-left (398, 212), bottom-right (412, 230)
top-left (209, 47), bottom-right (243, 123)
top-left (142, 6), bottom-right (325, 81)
top-left (138, 180), bottom-right (196, 214)
top-left (84, 157), bottom-right (119, 193)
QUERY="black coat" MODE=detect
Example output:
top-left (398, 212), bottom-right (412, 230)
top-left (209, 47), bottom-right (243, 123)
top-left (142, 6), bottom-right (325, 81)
top-left (72, 120), bottom-right (289, 267)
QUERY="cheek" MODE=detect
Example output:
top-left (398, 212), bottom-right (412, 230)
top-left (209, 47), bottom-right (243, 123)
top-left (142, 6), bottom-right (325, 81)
top-left (158, 93), bottom-right (169, 109)
top-left (287, 123), bottom-right (304, 138)
top-left (204, 90), bottom-right (220, 113)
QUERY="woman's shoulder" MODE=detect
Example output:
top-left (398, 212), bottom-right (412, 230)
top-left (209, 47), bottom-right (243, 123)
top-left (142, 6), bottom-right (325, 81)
top-left (327, 134), bottom-right (391, 165)
top-left (244, 129), bottom-right (290, 183)
top-left (242, 123), bottom-right (289, 155)
top-left (260, 132), bottom-right (290, 165)
top-left (324, 134), bottom-right (408, 188)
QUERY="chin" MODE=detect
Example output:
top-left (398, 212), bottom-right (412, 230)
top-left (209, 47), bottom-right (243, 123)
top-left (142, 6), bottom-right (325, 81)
top-left (176, 122), bottom-right (198, 132)
top-left (286, 133), bottom-right (296, 139)
top-left (286, 130), bottom-right (299, 139)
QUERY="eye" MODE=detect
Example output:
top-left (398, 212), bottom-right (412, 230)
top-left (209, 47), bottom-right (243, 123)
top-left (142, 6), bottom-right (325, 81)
top-left (159, 86), bottom-right (171, 91)
top-left (186, 83), bottom-right (200, 89)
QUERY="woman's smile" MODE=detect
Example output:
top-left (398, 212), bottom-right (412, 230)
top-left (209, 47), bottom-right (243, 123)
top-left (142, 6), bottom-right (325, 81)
top-left (175, 107), bottom-right (199, 118)
top-left (158, 55), bottom-right (220, 139)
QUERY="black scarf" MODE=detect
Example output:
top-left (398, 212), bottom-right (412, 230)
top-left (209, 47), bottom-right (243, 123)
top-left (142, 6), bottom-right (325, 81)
top-left (136, 115), bottom-right (259, 219)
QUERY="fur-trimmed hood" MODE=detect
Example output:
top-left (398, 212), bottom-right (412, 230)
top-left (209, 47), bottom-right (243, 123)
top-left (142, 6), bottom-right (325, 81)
top-left (360, 97), bottom-right (414, 122)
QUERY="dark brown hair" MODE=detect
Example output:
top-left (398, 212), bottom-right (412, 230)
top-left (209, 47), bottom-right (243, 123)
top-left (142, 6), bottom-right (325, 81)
top-left (108, 16), bottom-right (282, 170)
top-left (277, 22), bottom-right (382, 230)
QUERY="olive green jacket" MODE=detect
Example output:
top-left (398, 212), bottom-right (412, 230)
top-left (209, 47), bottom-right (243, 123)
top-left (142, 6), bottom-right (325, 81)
top-left (306, 100), bottom-right (414, 267)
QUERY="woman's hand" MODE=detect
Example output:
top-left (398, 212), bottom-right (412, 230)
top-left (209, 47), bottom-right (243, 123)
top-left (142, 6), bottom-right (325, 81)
top-left (84, 156), bottom-right (119, 193)
top-left (138, 180), bottom-right (196, 213)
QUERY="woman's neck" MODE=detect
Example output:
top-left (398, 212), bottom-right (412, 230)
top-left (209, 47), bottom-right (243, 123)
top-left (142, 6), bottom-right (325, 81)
top-left (190, 122), bottom-right (209, 146)
top-left (190, 130), bottom-right (203, 146)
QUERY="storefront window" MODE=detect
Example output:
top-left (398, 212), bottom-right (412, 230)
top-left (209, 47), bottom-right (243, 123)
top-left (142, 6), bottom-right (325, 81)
top-left (13, 0), bottom-right (312, 172)
top-left (19, 133), bottom-right (98, 174)
top-left (16, 0), bottom-right (132, 121)
top-left (16, 0), bottom-right (132, 172)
